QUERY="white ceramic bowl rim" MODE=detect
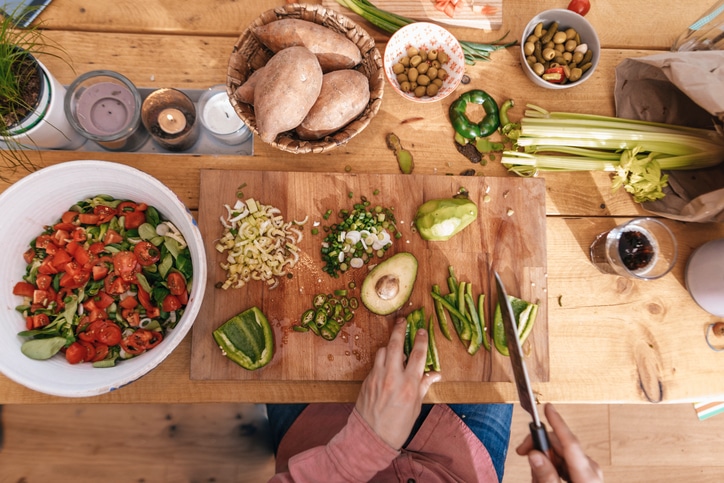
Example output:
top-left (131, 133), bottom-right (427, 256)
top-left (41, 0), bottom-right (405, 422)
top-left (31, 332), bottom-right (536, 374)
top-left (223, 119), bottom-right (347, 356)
top-left (520, 8), bottom-right (600, 90)
top-left (383, 22), bottom-right (465, 103)
top-left (0, 160), bottom-right (207, 397)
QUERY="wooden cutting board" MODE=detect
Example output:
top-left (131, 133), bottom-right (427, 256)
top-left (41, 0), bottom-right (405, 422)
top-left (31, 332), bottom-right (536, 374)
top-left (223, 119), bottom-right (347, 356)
top-left (323, 0), bottom-right (503, 30)
top-left (190, 170), bottom-right (548, 383)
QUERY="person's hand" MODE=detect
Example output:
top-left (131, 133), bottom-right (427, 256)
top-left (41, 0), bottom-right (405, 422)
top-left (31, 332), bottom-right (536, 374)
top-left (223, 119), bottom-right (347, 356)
top-left (516, 403), bottom-right (603, 483)
top-left (355, 317), bottom-right (441, 450)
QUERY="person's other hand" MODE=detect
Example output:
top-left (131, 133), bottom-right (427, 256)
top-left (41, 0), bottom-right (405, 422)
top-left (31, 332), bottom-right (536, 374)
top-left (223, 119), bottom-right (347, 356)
top-left (355, 317), bottom-right (441, 450)
top-left (516, 403), bottom-right (603, 483)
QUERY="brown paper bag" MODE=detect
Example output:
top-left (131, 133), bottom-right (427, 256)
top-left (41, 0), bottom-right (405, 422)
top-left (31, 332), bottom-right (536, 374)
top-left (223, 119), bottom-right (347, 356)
top-left (614, 51), bottom-right (724, 222)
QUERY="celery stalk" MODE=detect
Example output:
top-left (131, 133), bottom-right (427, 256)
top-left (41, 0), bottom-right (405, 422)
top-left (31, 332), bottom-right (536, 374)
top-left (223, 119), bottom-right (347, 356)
top-left (501, 105), bottom-right (724, 203)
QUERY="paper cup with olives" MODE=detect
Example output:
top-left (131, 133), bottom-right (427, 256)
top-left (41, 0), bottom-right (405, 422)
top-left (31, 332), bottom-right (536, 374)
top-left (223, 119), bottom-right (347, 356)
top-left (383, 22), bottom-right (464, 103)
top-left (521, 9), bottom-right (600, 89)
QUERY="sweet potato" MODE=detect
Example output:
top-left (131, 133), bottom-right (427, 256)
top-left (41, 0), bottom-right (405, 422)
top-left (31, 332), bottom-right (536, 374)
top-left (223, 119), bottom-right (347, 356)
top-left (253, 19), bottom-right (362, 72)
top-left (234, 67), bottom-right (265, 105)
top-left (253, 46), bottom-right (323, 144)
top-left (296, 70), bottom-right (370, 140)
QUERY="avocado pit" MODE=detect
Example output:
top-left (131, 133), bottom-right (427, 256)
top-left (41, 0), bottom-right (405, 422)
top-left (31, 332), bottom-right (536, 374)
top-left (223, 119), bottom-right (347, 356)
top-left (375, 274), bottom-right (400, 300)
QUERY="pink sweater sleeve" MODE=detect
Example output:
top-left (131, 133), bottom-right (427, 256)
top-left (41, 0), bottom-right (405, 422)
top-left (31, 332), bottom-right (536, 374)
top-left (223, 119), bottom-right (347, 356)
top-left (269, 408), bottom-right (400, 482)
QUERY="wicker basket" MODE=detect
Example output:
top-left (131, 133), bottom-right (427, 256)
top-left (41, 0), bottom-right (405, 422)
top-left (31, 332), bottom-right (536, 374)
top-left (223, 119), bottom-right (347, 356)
top-left (226, 3), bottom-right (384, 154)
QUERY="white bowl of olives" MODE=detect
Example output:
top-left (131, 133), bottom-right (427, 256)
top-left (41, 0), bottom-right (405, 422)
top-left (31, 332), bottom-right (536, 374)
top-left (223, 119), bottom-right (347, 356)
top-left (521, 9), bottom-right (600, 89)
top-left (383, 22), bottom-right (465, 103)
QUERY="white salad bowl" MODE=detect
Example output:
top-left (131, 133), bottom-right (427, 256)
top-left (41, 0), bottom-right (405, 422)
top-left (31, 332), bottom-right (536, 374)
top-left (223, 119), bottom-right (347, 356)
top-left (0, 160), bottom-right (206, 397)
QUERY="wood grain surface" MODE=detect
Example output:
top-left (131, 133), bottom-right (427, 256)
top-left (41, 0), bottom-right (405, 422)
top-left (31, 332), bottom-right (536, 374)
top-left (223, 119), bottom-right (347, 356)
top-left (322, 0), bottom-right (503, 30)
top-left (190, 170), bottom-right (548, 383)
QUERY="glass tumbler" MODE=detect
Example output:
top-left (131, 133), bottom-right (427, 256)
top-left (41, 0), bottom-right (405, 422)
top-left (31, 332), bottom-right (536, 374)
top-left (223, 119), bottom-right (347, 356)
top-left (671, 0), bottom-right (724, 51)
top-left (589, 217), bottom-right (678, 280)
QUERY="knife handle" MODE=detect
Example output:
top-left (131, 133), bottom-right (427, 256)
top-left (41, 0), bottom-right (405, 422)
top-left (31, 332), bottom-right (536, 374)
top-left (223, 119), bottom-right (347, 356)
top-left (529, 422), bottom-right (571, 482)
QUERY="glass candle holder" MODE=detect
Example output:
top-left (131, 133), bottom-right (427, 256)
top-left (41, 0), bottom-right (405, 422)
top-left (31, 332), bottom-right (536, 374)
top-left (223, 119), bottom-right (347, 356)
top-left (64, 70), bottom-right (148, 151)
top-left (589, 217), bottom-right (678, 280)
top-left (141, 88), bottom-right (200, 152)
top-left (198, 85), bottom-right (251, 146)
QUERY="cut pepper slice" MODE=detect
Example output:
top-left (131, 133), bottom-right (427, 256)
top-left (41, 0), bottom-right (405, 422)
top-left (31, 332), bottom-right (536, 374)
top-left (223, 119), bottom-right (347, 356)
top-left (213, 307), bottom-right (274, 370)
top-left (492, 296), bottom-right (539, 356)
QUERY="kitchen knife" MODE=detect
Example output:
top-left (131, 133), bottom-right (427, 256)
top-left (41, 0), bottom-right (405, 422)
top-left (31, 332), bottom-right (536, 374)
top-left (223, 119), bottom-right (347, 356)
top-left (494, 271), bottom-right (570, 481)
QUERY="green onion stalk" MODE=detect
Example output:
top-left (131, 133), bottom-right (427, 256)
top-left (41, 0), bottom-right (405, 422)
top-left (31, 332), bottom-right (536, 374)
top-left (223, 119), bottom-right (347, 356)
top-left (501, 105), bottom-right (724, 203)
top-left (335, 0), bottom-right (516, 64)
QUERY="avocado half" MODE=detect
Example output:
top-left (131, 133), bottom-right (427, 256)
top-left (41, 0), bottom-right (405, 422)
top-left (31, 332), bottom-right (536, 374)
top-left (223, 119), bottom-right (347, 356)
top-left (361, 252), bottom-right (418, 315)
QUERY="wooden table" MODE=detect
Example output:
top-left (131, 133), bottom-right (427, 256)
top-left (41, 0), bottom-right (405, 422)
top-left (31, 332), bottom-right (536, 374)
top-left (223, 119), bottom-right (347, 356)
top-left (2, 0), bottom-right (723, 404)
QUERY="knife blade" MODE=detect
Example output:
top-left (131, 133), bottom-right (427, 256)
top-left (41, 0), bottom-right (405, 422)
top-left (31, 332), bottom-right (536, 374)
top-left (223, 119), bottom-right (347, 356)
top-left (494, 271), bottom-right (570, 481)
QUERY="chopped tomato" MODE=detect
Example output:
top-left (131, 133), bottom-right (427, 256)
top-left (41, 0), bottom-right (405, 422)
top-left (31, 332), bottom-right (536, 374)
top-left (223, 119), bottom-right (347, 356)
top-left (134, 241), bottom-right (160, 266)
top-left (59, 266), bottom-right (91, 289)
top-left (52, 222), bottom-right (76, 233)
top-left (65, 342), bottom-right (87, 364)
top-left (121, 328), bottom-right (162, 355)
top-left (119, 296), bottom-right (138, 309)
top-left (93, 205), bottom-right (117, 223)
top-left (136, 286), bottom-right (160, 319)
top-left (35, 274), bottom-right (52, 290)
top-left (103, 229), bottom-right (123, 245)
top-left (161, 294), bottom-right (182, 312)
top-left (166, 272), bottom-right (186, 296)
top-left (35, 235), bottom-right (57, 252)
top-left (61, 211), bottom-right (79, 224)
top-left (94, 321), bottom-right (122, 346)
top-left (32, 289), bottom-right (52, 306)
top-left (52, 229), bottom-right (71, 247)
top-left (91, 343), bottom-right (109, 362)
top-left (50, 249), bottom-right (72, 270)
top-left (23, 247), bottom-right (35, 264)
top-left (25, 314), bottom-right (50, 330)
top-left (78, 213), bottom-right (100, 225)
top-left (78, 340), bottom-right (96, 362)
top-left (91, 291), bottom-right (115, 310)
top-left (122, 308), bottom-right (141, 327)
top-left (71, 227), bottom-right (87, 243)
top-left (38, 257), bottom-right (59, 275)
top-left (89, 242), bottom-right (106, 255)
top-left (113, 251), bottom-right (141, 283)
top-left (104, 273), bottom-right (129, 295)
top-left (13, 281), bottom-right (35, 298)
top-left (73, 247), bottom-right (92, 267)
top-left (124, 211), bottom-right (146, 230)
top-left (92, 263), bottom-right (110, 281)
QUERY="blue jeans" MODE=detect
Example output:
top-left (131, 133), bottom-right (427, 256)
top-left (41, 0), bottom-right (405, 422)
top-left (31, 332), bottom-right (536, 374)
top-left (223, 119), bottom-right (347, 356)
top-left (266, 403), bottom-right (513, 482)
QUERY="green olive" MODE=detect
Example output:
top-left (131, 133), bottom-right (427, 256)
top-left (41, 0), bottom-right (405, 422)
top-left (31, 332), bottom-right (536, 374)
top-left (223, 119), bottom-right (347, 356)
top-left (432, 78), bottom-right (443, 87)
top-left (565, 28), bottom-right (577, 40)
top-left (407, 47), bottom-right (419, 57)
top-left (417, 74), bottom-right (431, 86)
top-left (417, 62), bottom-right (429, 74)
top-left (542, 47), bottom-right (556, 61)
top-left (437, 68), bottom-right (448, 80)
top-left (568, 67), bottom-right (582, 82)
top-left (426, 84), bottom-right (439, 96)
top-left (392, 63), bottom-right (405, 75)
top-left (553, 31), bottom-right (568, 44)
top-left (410, 55), bottom-right (422, 67)
top-left (565, 39), bottom-right (578, 52)
top-left (400, 81), bottom-right (412, 92)
top-left (427, 66), bottom-right (438, 79)
top-left (414, 85), bottom-right (426, 97)
top-left (396, 73), bottom-right (407, 83)
top-left (572, 51), bottom-right (584, 64)
top-left (438, 51), bottom-right (449, 63)
top-left (407, 68), bottom-right (419, 82)
top-left (428, 49), bottom-right (438, 61)
top-left (532, 62), bottom-right (545, 76)
top-left (524, 41), bottom-right (536, 56)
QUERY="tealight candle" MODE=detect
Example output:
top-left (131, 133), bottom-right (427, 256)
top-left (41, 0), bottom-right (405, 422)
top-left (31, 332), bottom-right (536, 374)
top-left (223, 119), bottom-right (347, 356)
top-left (64, 70), bottom-right (148, 151)
top-left (141, 88), bottom-right (199, 151)
top-left (157, 108), bottom-right (187, 135)
top-left (198, 85), bottom-right (250, 145)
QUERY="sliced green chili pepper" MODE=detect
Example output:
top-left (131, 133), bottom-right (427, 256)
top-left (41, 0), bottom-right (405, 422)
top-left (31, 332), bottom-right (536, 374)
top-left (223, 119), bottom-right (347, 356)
top-left (449, 89), bottom-right (500, 140)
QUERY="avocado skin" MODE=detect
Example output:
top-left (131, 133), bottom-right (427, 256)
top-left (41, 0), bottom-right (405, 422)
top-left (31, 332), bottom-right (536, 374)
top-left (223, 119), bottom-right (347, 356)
top-left (414, 198), bottom-right (478, 241)
top-left (361, 252), bottom-right (418, 315)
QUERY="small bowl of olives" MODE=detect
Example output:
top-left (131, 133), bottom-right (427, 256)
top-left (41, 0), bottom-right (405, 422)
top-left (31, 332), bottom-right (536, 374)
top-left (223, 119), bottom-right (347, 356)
top-left (521, 8), bottom-right (600, 89)
top-left (383, 22), bottom-right (465, 103)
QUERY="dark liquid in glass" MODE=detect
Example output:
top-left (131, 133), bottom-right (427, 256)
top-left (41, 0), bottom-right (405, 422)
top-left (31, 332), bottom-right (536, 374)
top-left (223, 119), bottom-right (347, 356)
top-left (619, 230), bottom-right (654, 271)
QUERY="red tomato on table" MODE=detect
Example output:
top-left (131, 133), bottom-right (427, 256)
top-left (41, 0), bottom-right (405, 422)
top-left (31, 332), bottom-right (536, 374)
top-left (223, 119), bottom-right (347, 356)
top-left (568, 0), bottom-right (591, 16)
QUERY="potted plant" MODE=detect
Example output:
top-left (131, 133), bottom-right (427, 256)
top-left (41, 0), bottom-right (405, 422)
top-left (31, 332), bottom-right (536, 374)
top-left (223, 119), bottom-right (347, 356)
top-left (0, 3), bottom-right (84, 181)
